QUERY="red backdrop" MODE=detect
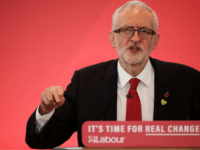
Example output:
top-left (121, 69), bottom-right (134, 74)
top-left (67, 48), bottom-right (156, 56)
top-left (0, 0), bottom-right (200, 149)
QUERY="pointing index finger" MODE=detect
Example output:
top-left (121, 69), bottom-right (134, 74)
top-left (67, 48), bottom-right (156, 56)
top-left (50, 86), bottom-right (61, 105)
top-left (56, 86), bottom-right (64, 97)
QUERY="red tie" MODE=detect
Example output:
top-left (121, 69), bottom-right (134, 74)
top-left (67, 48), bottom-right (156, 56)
top-left (126, 78), bottom-right (142, 120)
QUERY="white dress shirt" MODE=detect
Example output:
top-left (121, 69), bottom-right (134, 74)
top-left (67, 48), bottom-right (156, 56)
top-left (36, 59), bottom-right (155, 131)
top-left (117, 59), bottom-right (154, 121)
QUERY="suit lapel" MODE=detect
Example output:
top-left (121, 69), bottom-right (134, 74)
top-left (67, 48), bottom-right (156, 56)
top-left (98, 59), bottom-right (118, 121)
top-left (153, 78), bottom-right (171, 120)
top-left (150, 57), bottom-right (172, 120)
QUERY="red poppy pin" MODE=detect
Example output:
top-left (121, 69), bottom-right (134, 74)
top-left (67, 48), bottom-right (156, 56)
top-left (164, 92), bottom-right (169, 98)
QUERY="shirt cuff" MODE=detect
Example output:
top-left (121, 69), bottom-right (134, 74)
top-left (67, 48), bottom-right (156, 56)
top-left (35, 106), bottom-right (55, 126)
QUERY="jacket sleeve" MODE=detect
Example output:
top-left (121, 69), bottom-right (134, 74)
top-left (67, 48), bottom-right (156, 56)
top-left (25, 71), bottom-right (79, 149)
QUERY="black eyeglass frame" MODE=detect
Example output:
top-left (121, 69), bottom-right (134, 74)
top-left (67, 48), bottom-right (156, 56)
top-left (113, 28), bottom-right (156, 39)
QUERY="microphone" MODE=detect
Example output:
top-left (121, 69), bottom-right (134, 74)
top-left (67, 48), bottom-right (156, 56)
top-left (126, 92), bottom-right (133, 98)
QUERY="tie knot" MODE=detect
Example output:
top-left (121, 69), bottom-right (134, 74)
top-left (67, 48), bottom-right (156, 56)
top-left (129, 78), bottom-right (140, 90)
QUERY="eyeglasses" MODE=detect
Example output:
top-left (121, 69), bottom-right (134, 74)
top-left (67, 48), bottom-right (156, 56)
top-left (113, 27), bottom-right (156, 39)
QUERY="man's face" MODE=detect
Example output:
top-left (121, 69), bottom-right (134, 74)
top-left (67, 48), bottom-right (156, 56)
top-left (110, 6), bottom-right (159, 66)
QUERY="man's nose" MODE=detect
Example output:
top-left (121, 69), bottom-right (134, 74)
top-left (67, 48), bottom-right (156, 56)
top-left (130, 31), bottom-right (141, 42)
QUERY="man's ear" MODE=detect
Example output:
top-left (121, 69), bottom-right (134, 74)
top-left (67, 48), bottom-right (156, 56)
top-left (152, 34), bottom-right (160, 50)
top-left (109, 31), bottom-right (116, 48)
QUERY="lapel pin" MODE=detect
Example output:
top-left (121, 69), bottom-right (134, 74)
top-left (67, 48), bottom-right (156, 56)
top-left (164, 92), bottom-right (169, 98)
top-left (161, 99), bottom-right (167, 105)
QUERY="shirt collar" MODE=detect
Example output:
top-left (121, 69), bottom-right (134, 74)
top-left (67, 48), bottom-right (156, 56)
top-left (117, 59), bottom-right (153, 88)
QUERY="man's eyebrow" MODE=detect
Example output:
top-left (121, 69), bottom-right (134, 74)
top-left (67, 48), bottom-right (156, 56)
top-left (138, 27), bottom-right (148, 29)
top-left (120, 26), bottom-right (133, 28)
top-left (122, 26), bottom-right (149, 29)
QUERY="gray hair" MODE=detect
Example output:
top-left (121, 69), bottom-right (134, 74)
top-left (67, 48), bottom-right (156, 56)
top-left (112, 0), bottom-right (159, 32)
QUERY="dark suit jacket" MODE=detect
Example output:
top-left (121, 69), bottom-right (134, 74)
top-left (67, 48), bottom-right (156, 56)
top-left (26, 57), bottom-right (200, 149)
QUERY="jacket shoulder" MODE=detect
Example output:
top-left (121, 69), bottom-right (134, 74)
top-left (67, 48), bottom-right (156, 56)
top-left (76, 59), bottom-right (117, 75)
top-left (151, 58), bottom-right (200, 76)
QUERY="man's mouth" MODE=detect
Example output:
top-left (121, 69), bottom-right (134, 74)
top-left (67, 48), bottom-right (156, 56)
top-left (129, 46), bottom-right (140, 50)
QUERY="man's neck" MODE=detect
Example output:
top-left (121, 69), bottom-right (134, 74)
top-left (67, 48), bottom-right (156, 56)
top-left (119, 58), bottom-right (148, 77)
